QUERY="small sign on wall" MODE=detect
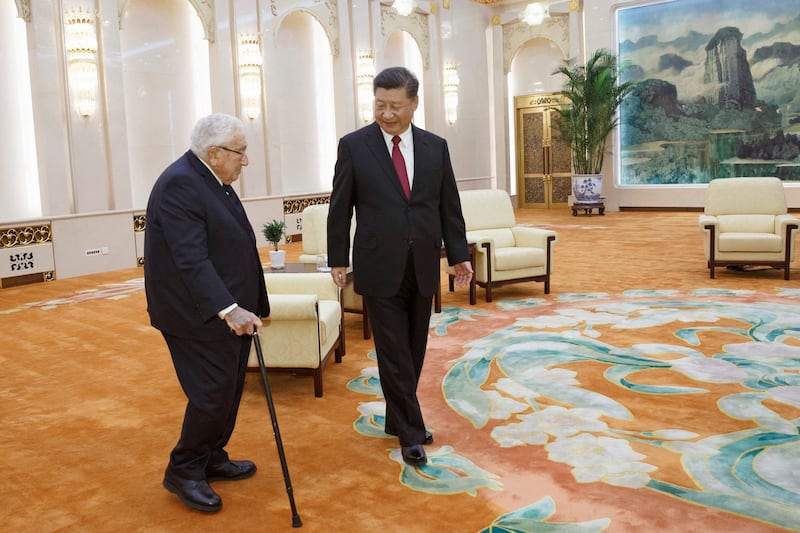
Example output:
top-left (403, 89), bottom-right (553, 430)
top-left (0, 243), bottom-right (55, 278)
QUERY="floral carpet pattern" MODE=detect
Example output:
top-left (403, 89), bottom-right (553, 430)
top-left (0, 278), bottom-right (144, 314)
top-left (350, 289), bottom-right (800, 532)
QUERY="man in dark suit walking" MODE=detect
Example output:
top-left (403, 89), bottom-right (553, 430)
top-left (144, 113), bottom-right (269, 512)
top-left (327, 67), bottom-right (473, 467)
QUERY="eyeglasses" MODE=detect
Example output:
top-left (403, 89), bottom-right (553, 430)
top-left (213, 145), bottom-right (247, 157)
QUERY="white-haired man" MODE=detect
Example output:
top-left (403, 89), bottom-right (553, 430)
top-left (144, 113), bottom-right (268, 512)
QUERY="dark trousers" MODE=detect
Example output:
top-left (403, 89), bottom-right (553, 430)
top-left (162, 332), bottom-right (252, 479)
top-left (364, 249), bottom-right (433, 447)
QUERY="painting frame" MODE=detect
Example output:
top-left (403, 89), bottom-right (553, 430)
top-left (615, 0), bottom-right (800, 185)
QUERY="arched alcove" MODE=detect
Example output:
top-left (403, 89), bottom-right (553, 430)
top-left (273, 10), bottom-right (335, 194)
top-left (506, 37), bottom-right (565, 196)
top-left (384, 30), bottom-right (426, 130)
top-left (0, 0), bottom-right (39, 222)
top-left (119, 0), bottom-right (210, 209)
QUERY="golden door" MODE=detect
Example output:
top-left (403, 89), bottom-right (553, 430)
top-left (515, 93), bottom-right (572, 208)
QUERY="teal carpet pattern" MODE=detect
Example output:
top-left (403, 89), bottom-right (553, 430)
top-left (349, 288), bottom-right (800, 532)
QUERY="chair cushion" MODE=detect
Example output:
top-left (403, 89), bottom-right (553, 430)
top-left (299, 203), bottom-right (356, 261)
top-left (717, 214), bottom-right (775, 233)
top-left (704, 177), bottom-right (787, 216)
top-left (718, 233), bottom-right (783, 253)
top-left (494, 247), bottom-right (546, 270)
top-left (301, 204), bottom-right (329, 256)
top-left (459, 189), bottom-right (516, 231)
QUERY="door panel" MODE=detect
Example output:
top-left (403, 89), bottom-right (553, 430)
top-left (515, 94), bottom-right (570, 209)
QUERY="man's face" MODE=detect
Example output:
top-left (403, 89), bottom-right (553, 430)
top-left (207, 131), bottom-right (248, 184)
top-left (374, 87), bottom-right (418, 136)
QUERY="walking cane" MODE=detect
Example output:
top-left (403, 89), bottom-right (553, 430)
top-left (252, 330), bottom-right (302, 528)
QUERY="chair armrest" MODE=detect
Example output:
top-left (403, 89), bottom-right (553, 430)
top-left (510, 226), bottom-right (558, 247)
top-left (775, 214), bottom-right (800, 233)
top-left (297, 254), bottom-right (319, 264)
top-left (466, 235), bottom-right (495, 258)
top-left (265, 272), bottom-right (339, 300)
top-left (698, 214), bottom-right (718, 229)
top-left (264, 294), bottom-right (319, 320)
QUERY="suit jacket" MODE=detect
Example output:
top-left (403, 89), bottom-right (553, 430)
top-left (327, 123), bottom-right (468, 298)
top-left (144, 150), bottom-right (269, 340)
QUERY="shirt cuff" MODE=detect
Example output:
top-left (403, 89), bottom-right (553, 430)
top-left (218, 303), bottom-right (238, 320)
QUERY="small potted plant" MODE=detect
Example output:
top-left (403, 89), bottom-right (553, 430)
top-left (262, 219), bottom-right (287, 269)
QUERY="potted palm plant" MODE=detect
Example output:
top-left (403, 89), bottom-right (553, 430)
top-left (552, 48), bottom-right (634, 202)
top-left (262, 219), bottom-right (287, 269)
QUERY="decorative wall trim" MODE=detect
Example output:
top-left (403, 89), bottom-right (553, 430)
top-left (133, 215), bottom-right (146, 232)
top-left (15, 0), bottom-right (31, 22)
top-left (503, 14), bottom-right (568, 74)
top-left (283, 195), bottom-right (330, 215)
top-left (380, 4), bottom-right (431, 69)
top-left (0, 225), bottom-right (52, 248)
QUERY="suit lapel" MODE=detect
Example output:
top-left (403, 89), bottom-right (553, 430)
top-left (187, 151), bottom-right (255, 239)
top-left (411, 125), bottom-right (432, 199)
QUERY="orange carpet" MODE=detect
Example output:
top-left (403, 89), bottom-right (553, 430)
top-left (1, 209), bottom-right (797, 532)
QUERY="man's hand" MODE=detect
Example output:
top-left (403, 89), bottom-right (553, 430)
top-left (331, 266), bottom-right (348, 289)
top-left (224, 306), bottom-right (263, 336)
top-left (452, 260), bottom-right (473, 287)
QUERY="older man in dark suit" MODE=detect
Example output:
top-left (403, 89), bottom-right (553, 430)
top-left (327, 67), bottom-right (473, 467)
top-left (144, 113), bottom-right (269, 512)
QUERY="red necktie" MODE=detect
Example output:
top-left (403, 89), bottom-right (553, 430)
top-left (392, 136), bottom-right (411, 199)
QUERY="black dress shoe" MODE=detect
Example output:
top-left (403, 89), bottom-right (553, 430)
top-left (206, 459), bottom-right (257, 482)
top-left (386, 429), bottom-right (434, 445)
top-left (163, 469), bottom-right (221, 512)
top-left (401, 444), bottom-right (427, 467)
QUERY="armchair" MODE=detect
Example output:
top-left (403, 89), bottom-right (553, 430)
top-left (297, 204), bottom-right (369, 339)
top-left (248, 272), bottom-right (344, 397)
top-left (699, 177), bottom-right (799, 280)
top-left (446, 189), bottom-right (557, 302)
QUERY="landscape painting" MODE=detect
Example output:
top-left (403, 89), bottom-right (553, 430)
top-left (616, 0), bottom-right (800, 184)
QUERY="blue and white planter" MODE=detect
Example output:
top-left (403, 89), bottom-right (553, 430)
top-left (572, 174), bottom-right (603, 202)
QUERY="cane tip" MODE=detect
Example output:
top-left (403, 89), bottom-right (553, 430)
top-left (292, 515), bottom-right (303, 528)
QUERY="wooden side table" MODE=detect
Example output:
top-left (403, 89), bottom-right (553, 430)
top-left (571, 197), bottom-right (606, 216)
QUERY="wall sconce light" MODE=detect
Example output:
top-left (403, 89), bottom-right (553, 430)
top-left (64, 7), bottom-right (98, 117)
top-left (520, 2), bottom-right (549, 26)
top-left (393, 0), bottom-right (417, 16)
top-left (443, 64), bottom-right (459, 125)
top-left (238, 33), bottom-right (263, 120)
top-left (356, 50), bottom-right (375, 124)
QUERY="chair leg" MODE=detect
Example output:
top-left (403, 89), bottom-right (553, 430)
top-left (334, 336), bottom-right (344, 362)
top-left (313, 368), bottom-right (323, 398)
top-left (707, 227), bottom-right (716, 279)
top-left (469, 276), bottom-right (476, 305)
top-left (362, 311), bottom-right (371, 339)
top-left (483, 243), bottom-right (493, 302)
top-left (448, 274), bottom-right (454, 292)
